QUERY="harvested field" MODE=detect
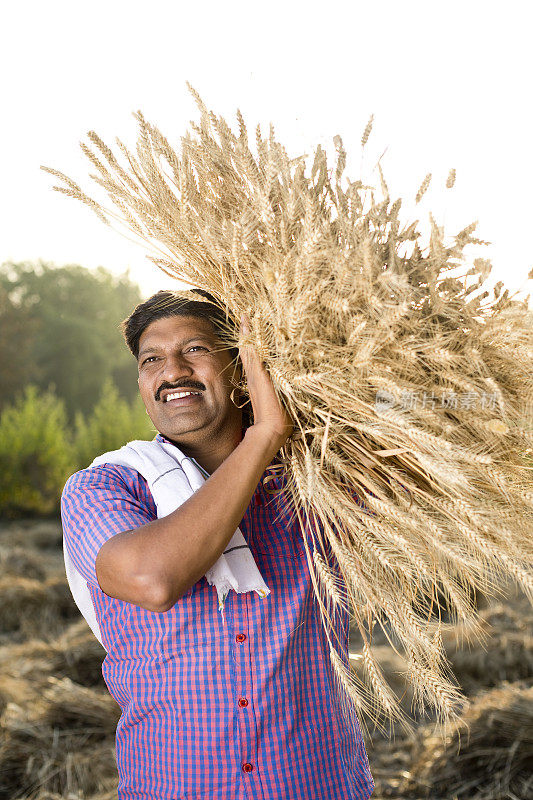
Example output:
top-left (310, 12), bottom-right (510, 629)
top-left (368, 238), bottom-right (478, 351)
top-left (404, 682), bottom-right (533, 800)
top-left (0, 519), bottom-right (531, 799)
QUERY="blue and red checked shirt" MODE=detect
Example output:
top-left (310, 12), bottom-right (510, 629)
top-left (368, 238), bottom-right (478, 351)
top-left (61, 433), bottom-right (374, 800)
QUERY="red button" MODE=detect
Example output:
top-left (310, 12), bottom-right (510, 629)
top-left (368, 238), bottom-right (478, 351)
top-left (242, 763), bottom-right (253, 773)
top-left (238, 697), bottom-right (249, 707)
top-left (255, 491), bottom-right (263, 506)
top-left (236, 633), bottom-right (246, 643)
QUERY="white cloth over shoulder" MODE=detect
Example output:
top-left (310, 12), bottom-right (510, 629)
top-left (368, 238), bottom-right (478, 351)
top-left (63, 438), bottom-right (271, 648)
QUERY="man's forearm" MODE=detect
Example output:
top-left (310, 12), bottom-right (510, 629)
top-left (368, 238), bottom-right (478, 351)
top-left (95, 426), bottom-right (281, 611)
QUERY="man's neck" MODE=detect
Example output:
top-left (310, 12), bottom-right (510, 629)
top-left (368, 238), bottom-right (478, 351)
top-left (160, 421), bottom-right (246, 476)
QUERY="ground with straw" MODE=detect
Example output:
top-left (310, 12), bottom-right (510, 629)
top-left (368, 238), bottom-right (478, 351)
top-left (0, 518), bottom-right (531, 799)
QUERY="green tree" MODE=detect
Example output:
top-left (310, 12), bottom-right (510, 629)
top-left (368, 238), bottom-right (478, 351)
top-left (0, 284), bottom-right (38, 401)
top-left (74, 378), bottom-right (154, 469)
top-left (0, 385), bottom-right (75, 517)
top-left (0, 260), bottom-right (143, 419)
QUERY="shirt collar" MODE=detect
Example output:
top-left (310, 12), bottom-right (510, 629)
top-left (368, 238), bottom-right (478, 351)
top-left (153, 431), bottom-right (286, 488)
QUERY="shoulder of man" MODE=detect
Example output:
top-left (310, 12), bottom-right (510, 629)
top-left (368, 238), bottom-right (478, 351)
top-left (61, 461), bottom-right (157, 591)
top-left (62, 435), bottom-right (166, 502)
top-left (62, 461), bottom-right (151, 504)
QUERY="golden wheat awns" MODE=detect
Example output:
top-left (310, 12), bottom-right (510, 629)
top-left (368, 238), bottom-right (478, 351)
top-left (361, 114), bottom-right (374, 148)
top-left (41, 83), bottom-right (533, 735)
top-left (446, 168), bottom-right (456, 189)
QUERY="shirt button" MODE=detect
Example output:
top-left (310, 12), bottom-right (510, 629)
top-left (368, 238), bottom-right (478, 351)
top-left (236, 633), bottom-right (246, 643)
top-left (255, 491), bottom-right (263, 506)
top-left (238, 697), bottom-right (249, 707)
top-left (242, 763), bottom-right (253, 773)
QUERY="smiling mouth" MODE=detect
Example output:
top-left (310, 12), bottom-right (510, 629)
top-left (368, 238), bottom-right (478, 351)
top-left (163, 390), bottom-right (203, 405)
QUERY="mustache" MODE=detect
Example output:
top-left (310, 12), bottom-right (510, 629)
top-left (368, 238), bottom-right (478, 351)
top-left (155, 380), bottom-right (205, 402)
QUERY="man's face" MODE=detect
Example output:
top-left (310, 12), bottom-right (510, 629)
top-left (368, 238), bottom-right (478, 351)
top-left (137, 314), bottom-right (241, 443)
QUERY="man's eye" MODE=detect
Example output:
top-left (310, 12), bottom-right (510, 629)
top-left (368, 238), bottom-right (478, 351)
top-left (142, 356), bottom-right (158, 365)
top-left (187, 346), bottom-right (208, 353)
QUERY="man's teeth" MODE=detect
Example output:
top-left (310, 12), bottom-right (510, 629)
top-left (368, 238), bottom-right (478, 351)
top-left (165, 391), bottom-right (201, 402)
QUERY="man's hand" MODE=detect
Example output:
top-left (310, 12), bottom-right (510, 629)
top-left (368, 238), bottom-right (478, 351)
top-left (239, 314), bottom-right (293, 453)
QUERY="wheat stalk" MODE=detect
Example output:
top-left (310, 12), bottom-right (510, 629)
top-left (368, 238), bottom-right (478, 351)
top-left (41, 84), bottom-right (533, 737)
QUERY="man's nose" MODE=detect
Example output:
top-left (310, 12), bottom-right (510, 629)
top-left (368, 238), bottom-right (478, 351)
top-left (161, 353), bottom-right (194, 382)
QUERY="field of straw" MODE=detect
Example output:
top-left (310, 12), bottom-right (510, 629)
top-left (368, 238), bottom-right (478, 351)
top-left (0, 517), bottom-right (531, 799)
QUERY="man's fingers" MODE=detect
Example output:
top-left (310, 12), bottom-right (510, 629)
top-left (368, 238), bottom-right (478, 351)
top-left (238, 316), bottom-right (264, 376)
top-left (236, 316), bottom-right (293, 443)
top-left (240, 313), bottom-right (250, 336)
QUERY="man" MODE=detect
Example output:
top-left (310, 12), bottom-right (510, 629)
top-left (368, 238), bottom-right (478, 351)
top-left (61, 289), bottom-right (375, 800)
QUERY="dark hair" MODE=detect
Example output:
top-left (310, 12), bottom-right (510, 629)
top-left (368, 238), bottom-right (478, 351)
top-left (121, 288), bottom-right (238, 362)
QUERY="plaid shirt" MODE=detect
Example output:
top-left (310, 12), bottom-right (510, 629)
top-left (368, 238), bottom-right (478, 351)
top-left (61, 433), bottom-right (374, 800)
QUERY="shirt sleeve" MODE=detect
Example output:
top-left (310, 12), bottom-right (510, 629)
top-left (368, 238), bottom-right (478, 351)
top-left (60, 464), bottom-right (157, 589)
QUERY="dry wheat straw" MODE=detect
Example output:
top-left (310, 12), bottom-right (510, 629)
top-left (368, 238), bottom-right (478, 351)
top-left (41, 84), bottom-right (533, 736)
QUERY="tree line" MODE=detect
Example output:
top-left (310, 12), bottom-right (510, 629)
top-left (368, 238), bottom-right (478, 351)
top-left (0, 261), bottom-right (155, 517)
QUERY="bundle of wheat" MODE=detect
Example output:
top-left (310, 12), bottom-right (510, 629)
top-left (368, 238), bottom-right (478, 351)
top-left (41, 84), bottom-right (533, 734)
top-left (406, 682), bottom-right (533, 799)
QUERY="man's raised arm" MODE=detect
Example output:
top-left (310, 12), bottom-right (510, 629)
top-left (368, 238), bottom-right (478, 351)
top-left (95, 318), bottom-right (293, 612)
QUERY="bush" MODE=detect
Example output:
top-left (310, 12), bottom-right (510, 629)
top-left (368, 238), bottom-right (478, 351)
top-left (0, 261), bottom-right (143, 419)
top-left (0, 386), bottom-right (75, 517)
top-left (73, 378), bottom-right (154, 469)
top-left (0, 380), bottom-right (155, 517)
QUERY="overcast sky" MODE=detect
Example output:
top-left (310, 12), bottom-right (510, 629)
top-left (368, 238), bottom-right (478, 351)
top-left (2, 0), bottom-right (532, 303)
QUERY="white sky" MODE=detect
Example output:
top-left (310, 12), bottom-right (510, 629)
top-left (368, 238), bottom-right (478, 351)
top-left (2, 0), bottom-right (532, 304)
